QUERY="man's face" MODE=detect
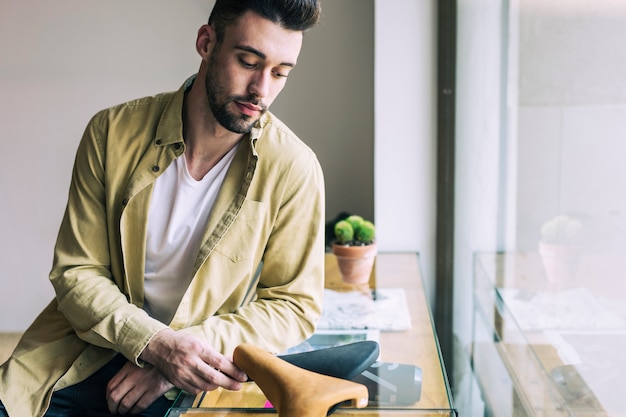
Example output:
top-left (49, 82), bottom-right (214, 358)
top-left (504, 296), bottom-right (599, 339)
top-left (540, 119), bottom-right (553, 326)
top-left (205, 11), bottom-right (303, 134)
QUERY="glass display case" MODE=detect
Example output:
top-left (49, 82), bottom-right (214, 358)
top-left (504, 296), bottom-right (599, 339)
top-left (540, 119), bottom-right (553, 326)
top-left (472, 251), bottom-right (626, 417)
top-left (166, 253), bottom-right (456, 417)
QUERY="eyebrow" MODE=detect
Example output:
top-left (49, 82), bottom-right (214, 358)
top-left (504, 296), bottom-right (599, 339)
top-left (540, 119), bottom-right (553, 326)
top-left (235, 44), bottom-right (296, 68)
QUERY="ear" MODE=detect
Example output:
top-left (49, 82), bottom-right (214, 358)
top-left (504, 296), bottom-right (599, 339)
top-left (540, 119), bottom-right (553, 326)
top-left (196, 24), bottom-right (216, 61)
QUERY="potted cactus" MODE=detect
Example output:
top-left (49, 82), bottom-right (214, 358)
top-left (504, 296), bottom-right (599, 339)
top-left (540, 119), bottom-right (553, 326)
top-left (331, 215), bottom-right (377, 284)
top-left (539, 215), bottom-right (583, 286)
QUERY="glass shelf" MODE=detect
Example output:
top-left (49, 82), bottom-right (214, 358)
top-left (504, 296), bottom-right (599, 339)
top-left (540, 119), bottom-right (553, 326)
top-left (167, 253), bottom-right (456, 417)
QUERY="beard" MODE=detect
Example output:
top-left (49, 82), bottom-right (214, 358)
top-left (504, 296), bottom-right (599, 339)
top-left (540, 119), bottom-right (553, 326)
top-left (205, 55), bottom-right (267, 134)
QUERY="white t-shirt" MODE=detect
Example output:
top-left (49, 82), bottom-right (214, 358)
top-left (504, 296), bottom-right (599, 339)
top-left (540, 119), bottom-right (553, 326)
top-left (143, 145), bottom-right (239, 323)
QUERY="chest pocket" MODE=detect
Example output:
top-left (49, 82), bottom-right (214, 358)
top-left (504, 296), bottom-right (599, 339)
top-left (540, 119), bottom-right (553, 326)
top-left (213, 199), bottom-right (267, 263)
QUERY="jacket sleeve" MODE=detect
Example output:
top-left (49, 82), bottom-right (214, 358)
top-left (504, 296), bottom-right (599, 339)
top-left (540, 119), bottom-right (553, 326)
top-left (49, 112), bottom-right (167, 364)
top-left (181, 148), bottom-right (326, 355)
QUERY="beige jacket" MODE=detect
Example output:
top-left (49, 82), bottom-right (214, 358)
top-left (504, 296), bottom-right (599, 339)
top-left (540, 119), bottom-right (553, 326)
top-left (0, 77), bottom-right (325, 417)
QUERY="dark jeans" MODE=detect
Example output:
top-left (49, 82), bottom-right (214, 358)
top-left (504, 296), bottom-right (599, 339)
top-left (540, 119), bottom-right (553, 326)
top-left (0, 355), bottom-right (173, 417)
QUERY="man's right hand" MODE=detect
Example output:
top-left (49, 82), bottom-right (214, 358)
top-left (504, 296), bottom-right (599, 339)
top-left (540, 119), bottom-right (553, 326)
top-left (139, 328), bottom-right (248, 394)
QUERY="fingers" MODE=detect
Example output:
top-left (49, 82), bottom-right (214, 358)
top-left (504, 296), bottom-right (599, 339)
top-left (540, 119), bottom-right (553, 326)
top-left (106, 362), bottom-right (173, 415)
top-left (200, 348), bottom-right (248, 385)
top-left (144, 331), bottom-right (248, 393)
top-left (107, 387), bottom-right (153, 415)
top-left (165, 355), bottom-right (242, 393)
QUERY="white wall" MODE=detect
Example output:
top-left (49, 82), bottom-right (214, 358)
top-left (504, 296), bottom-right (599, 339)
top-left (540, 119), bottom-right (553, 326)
top-left (0, 1), bottom-right (438, 331)
top-left (0, 1), bottom-right (207, 331)
top-left (374, 0), bottom-right (437, 301)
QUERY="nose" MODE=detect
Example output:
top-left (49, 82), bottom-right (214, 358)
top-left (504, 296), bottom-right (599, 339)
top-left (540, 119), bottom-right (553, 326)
top-left (249, 70), bottom-right (271, 100)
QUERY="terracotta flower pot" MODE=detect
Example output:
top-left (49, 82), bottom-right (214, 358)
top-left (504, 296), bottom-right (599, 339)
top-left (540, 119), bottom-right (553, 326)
top-left (331, 243), bottom-right (378, 284)
top-left (538, 241), bottom-right (583, 287)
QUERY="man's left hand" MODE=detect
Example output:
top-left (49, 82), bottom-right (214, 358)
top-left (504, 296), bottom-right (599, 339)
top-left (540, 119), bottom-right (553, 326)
top-left (106, 360), bottom-right (174, 415)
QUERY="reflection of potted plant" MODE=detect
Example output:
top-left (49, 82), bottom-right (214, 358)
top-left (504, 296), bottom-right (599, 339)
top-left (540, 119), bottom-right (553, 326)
top-left (539, 215), bottom-right (583, 286)
top-left (331, 215), bottom-right (377, 284)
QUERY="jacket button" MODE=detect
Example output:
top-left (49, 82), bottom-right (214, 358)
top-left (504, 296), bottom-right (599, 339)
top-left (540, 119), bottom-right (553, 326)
top-left (174, 143), bottom-right (181, 150)
top-left (155, 139), bottom-right (162, 145)
top-left (122, 198), bottom-right (129, 206)
top-left (152, 165), bottom-right (160, 172)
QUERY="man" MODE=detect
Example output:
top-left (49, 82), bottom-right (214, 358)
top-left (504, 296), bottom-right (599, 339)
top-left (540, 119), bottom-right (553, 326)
top-left (0, 1), bottom-right (324, 416)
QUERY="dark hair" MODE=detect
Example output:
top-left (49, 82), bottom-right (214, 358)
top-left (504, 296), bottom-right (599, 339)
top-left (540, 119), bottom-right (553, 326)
top-left (208, 0), bottom-right (321, 41)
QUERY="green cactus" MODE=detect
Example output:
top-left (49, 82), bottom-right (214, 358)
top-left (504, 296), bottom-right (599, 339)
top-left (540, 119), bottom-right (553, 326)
top-left (334, 220), bottom-right (354, 244)
top-left (345, 215), bottom-right (364, 230)
top-left (334, 215), bottom-right (375, 246)
top-left (355, 220), bottom-right (375, 244)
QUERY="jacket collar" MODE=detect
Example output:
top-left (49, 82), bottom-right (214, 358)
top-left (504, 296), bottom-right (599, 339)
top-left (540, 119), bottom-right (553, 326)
top-left (153, 75), bottom-right (194, 148)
